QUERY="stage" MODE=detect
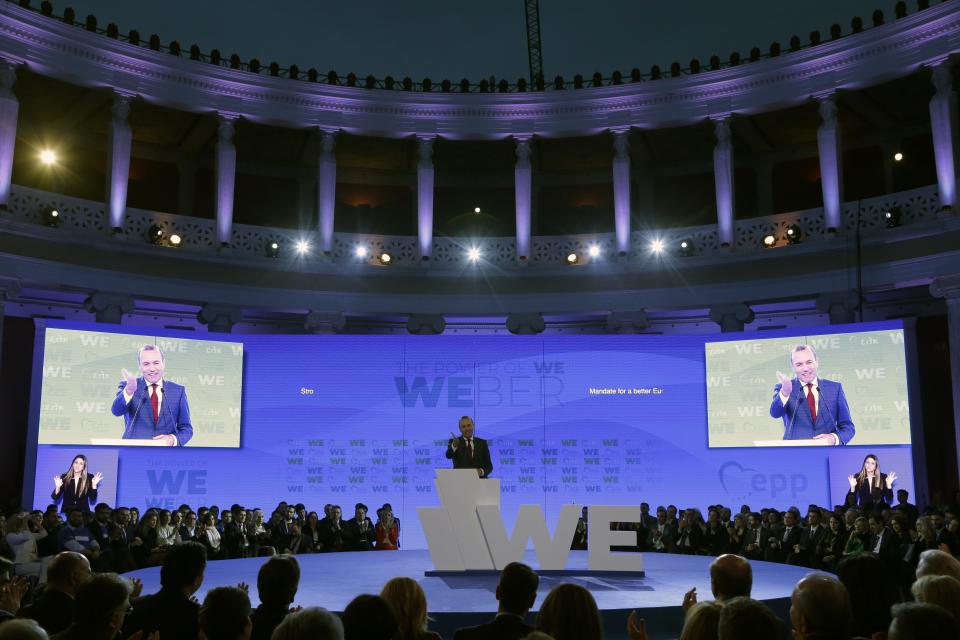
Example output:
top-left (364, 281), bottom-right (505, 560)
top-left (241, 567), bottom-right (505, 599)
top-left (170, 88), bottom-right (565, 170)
top-left (124, 550), bottom-right (810, 639)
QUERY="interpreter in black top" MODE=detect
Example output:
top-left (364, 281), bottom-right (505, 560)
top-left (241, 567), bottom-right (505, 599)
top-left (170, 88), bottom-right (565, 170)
top-left (445, 416), bottom-right (493, 478)
top-left (846, 454), bottom-right (896, 511)
top-left (50, 455), bottom-right (103, 514)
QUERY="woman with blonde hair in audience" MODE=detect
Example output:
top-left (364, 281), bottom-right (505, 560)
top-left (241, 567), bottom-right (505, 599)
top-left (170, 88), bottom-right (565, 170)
top-left (380, 577), bottom-right (440, 640)
top-left (536, 583), bottom-right (602, 640)
top-left (911, 574), bottom-right (960, 615)
top-left (3, 512), bottom-right (51, 583)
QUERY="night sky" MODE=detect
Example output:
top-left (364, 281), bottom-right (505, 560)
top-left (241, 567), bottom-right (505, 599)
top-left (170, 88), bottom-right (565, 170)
top-left (63, 0), bottom-right (890, 80)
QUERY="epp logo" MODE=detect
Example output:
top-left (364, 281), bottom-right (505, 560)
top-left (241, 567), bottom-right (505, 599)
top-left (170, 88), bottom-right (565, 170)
top-left (719, 462), bottom-right (808, 500)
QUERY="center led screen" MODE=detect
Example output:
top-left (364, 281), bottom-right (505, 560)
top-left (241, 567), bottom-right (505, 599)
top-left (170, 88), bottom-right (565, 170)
top-left (27, 320), bottom-right (916, 549)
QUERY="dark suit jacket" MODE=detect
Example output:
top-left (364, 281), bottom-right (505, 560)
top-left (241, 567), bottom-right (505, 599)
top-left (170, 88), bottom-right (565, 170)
top-left (51, 475), bottom-right (98, 514)
top-left (445, 437), bottom-right (493, 478)
top-left (250, 604), bottom-right (290, 640)
top-left (454, 614), bottom-right (534, 640)
top-left (769, 378), bottom-right (855, 444)
top-left (111, 378), bottom-right (193, 445)
top-left (122, 587), bottom-right (200, 640)
top-left (766, 525), bottom-right (803, 563)
top-left (342, 518), bottom-right (375, 551)
top-left (17, 587), bottom-right (75, 635)
top-left (318, 519), bottom-right (344, 551)
top-left (795, 525), bottom-right (827, 566)
top-left (869, 528), bottom-right (901, 570)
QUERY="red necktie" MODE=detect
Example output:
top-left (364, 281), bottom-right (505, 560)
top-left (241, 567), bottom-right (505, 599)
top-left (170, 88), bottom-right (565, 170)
top-left (151, 384), bottom-right (159, 422)
top-left (806, 383), bottom-right (817, 423)
top-left (467, 439), bottom-right (474, 458)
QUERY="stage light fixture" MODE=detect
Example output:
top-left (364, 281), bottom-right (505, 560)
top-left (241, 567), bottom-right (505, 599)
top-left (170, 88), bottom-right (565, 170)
top-left (466, 247), bottom-right (482, 262)
top-left (266, 241), bottom-right (280, 258)
top-left (42, 209), bottom-right (60, 228)
top-left (295, 239), bottom-right (310, 255)
top-left (168, 233), bottom-right (182, 247)
top-left (378, 251), bottom-right (393, 265)
top-left (147, 224), bottom-right (164, 245)
top-left (588, 244), bottom-right (601, 258)
top-left (762, 234), bottom-right (777, 248)
top-left (785, 224), bottom-right (803, 244)
top-left (649, 239), bottom-right (665, 254)
top-left (39, 149), bottom-right (57, 166)
top-left (884, 207), bottom-right (902, 228)
top-left (678, 239), bottom-right (694, 257)
top-left (566, 252), bottom-right (579, 265)
top-left (474, 206), bottom-right (481, 214)
top-left (893, 152), bottom-right (903, 162)
top-left (354, 246), bottom-right (369, 259)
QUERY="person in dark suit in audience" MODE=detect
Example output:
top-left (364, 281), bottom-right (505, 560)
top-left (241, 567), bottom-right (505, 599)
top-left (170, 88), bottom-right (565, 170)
top-left (250, 555), bottom-right (300, 640)
top-left (223, 508), bottom-right (252, 559)
top-left (342, 504), bottom-right (375, 552)
top-left (198, 586), bottom-right (252, 640)
top-left (766, 511), bottom-right (802, 563)
top-left (739, 513), bottom-right (766, 561)
top-left (793, 510), bottom-right (827, 567)
top-left (445, 416), bottom-right (493, 478)
top-left (453, 561), bottom-right (539, 640)
top-left (122, 541), bottom-right (207, 639)
top-left (318, 506), bottom-right (344, 552)
top-left (16, 552), bottom-right (92, 635)
top-left (867, 514), bottom-right (901, 573)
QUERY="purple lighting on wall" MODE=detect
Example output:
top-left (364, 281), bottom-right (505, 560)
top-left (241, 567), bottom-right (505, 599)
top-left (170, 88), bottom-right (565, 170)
top-left (930, 64), bottom-right (958, 210)
top-left (0, 61), bottom-right (18, 208)
top-left (514, 137), bottom-right (532, 259)
top-left (713, 119), bottom-right (735, 247)
top-left (612, 130), bottom-right (632, 254)
top-left (215, 116), bottom-right (236, 246)
top-left (416, 136), bottom-right (435, 260)
top-left (318, 130), bottom-right (337, 254)
top-left (817, 96), bottom-right (843, 231)
top-left (107, 94), bottom-right (132, 230)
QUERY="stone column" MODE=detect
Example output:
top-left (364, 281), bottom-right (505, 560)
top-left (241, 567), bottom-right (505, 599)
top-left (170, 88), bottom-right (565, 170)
top-left (407, 314), bottom-right (446, 335)
top-left (929, 62), bottom-right (958, 211)
top-left (0, 60), bottom-right (19, 209)
top-left (514, 136), bottom-right (532, 261)
top-left (816, 290), bottom-right (860, 325)
top-left (709, 303), bottom-right (755, 333)
top-left (416, 136), bottom-right (435, 260)
top-left (712, 118), bottom-right (735, 248)
top-left (318, 130), bottom-right (337, 254)
top-left (817, 95), bottom-right (843, 232)
top-left (931, 274), bottom-right (960, 485)
top-left (198, 304), bottom-right (242, 333)
top-left (83, 292), bottom-right (134, 324)
top-left (506, 313), bottom-right (545, 335)
top-left (215, 115), bottom-right (237, 247)
top-left (612, 129), bottom-right (632, 256)
top-left (106, 93), bottom-right (133, 232)
top-left (606, 310), bottom-right (649, 334)
top-left (305, 311), bottom-right (346, 334)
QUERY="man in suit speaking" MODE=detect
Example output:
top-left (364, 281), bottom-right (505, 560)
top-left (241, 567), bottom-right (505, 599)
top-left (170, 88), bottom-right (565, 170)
top-left (769, 344), bottom-right (855, 445)
top-left (111, 344), bottom-right (193, 446)
top-left (445, 415), bottom-right (493, 478)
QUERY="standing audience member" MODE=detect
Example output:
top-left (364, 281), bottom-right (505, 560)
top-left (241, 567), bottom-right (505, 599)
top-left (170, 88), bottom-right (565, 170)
top-left (453, 562), bottom-right (538, 640)
top-left (380, 578), bottom-right (440, 640)
top-left (789, 573), bottom-right (853, 640)
top-left (250, 555), bottom-right (300, 640)
top-left (198, 586), bottom-right (252, 640)
top-left (51, 573), bottom-right (132, 640)
top-left (16, 552), bottom-right (91, 635)
top-left (123, 541), bottom-right (207, 639)
top-left (535, 583), bottom-right (602, 640)
top-left (270, 608), bottom-right (343, 640)
top-left (340, 594), bottom-right (398, 640)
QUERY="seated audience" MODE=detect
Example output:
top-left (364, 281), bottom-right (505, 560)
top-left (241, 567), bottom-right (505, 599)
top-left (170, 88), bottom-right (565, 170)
top-left (341, 594), bottom-right (398, 640)
top-left (916, 548), bottom-right (960, 580)
top-left (789, 573), bottom-right (853, 640)
top-left (250, 555), bottom-right (300, 640)
top-left (56, 510), bottom-right (100, 565)
top-left (887, 602), bottom-right (960, 640)
top-left (0, 558), bottom-right (29, 624)
top-left (453, 561), bottom-right (538, 640)
top-left (270, 607), bottom-right (343, 640)
top-left (380, 577), bottom-right (440, 640)
top-left (122, 541), bottom-right (207, 639)
top-left (5, 514), bottom-right (51, 583)
top-left (837, 553), bottom-right (900, 639)
top-left (199, 586), bottom-right (252, 640)
top-left (199, 513), bottom-right (225, 560)
top-left (716, 597), bottom-right (783, 640)
top-left (16, 552), bottom-right (91, 635)
top-left (910, 574), bottom-right (960, 615)
top-left (51, 573), bottom-right (131, 640)
top-left (536, 583), bottom-right (602, 640)
top-left (343, 504), bottom-right (375, 552)
top-left (680, 601), bottom-right (722, 640)
top-left (374, 508), bottom-right (399, 551)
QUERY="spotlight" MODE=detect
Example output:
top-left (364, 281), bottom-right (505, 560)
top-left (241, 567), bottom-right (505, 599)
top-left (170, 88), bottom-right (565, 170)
top-left (473, 206), bottom-right (481, 214)
top-left (566, 252), bottom-right (579, 265)
top-left (295, 239), bottom-right (310, 255)
top-left (883, 207), bottom-right (902, 228)
top-left (354, 245), bottom-right (369, 259)
top-left (466, 247), bottom-right (482, 262)
top-left (147, 224), bottom-right (164, 245)
top-left (785, 224), bottom-right (803, 244)
top-left (588, 244), bottom-right (601, 258)
top-left (893, 152), bottom-right (903, 162)
top-left (649, 239), bottom-right (664, 254)
top-left (42, 209), bottom-right (60, 228)
top-left (266, 241), bottom-right (280, 258)
top-left (378, 251), bottom-right (393, 265)
top-left (168, 233), bottom-right (182, 247)
top-left (762, 234), bottom-right (777, 248)
top-left (678, 238), bottom-right (694, 257)
top-left (39, 149), bottom-right (57, 166)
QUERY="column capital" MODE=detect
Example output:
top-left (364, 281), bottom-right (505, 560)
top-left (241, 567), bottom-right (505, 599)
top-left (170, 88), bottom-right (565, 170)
top-left (612, 129), bottom-right (630, 159)
top-left (713, 118), bottom-right (732, 143)
top-left (931, 274), bottom-right (960, 300)
top-left (709, 303), bottom-right (755, 333)
top-left (217, 116), bottom-right (236, 143)
top-left (83, 292), bottom-right (134, 324)
top-left (305, 310), bottom-right (346, 334)
top-left (197, 304), bottom-right (242, 333)
top-left (515, 137), bottom-right (531, 164)
top-left (506, 312), bottom-right (545, 335)
top-left (111, 92), bottom-right (132, 121)
top-left (407, 314), bottom-right (445, 335)
top-left (931, 61), bottom-right (954, 96)
top-left (816, 290), bottom-right (860, 324)
top-left (818, 95), bottom-right (839, 125)
top-left (416, 135), bottom-right (435, 164)
top-left (606, 310), bottom-right (649, 334)
top-left (319, 129), bottom-right (337, 157)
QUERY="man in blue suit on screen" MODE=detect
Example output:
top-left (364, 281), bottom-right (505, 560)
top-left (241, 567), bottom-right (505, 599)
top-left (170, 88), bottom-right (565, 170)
top-left (769, 344), bottom-right (855, 445)
top-left (111, 344), bottom-right (193, 446)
